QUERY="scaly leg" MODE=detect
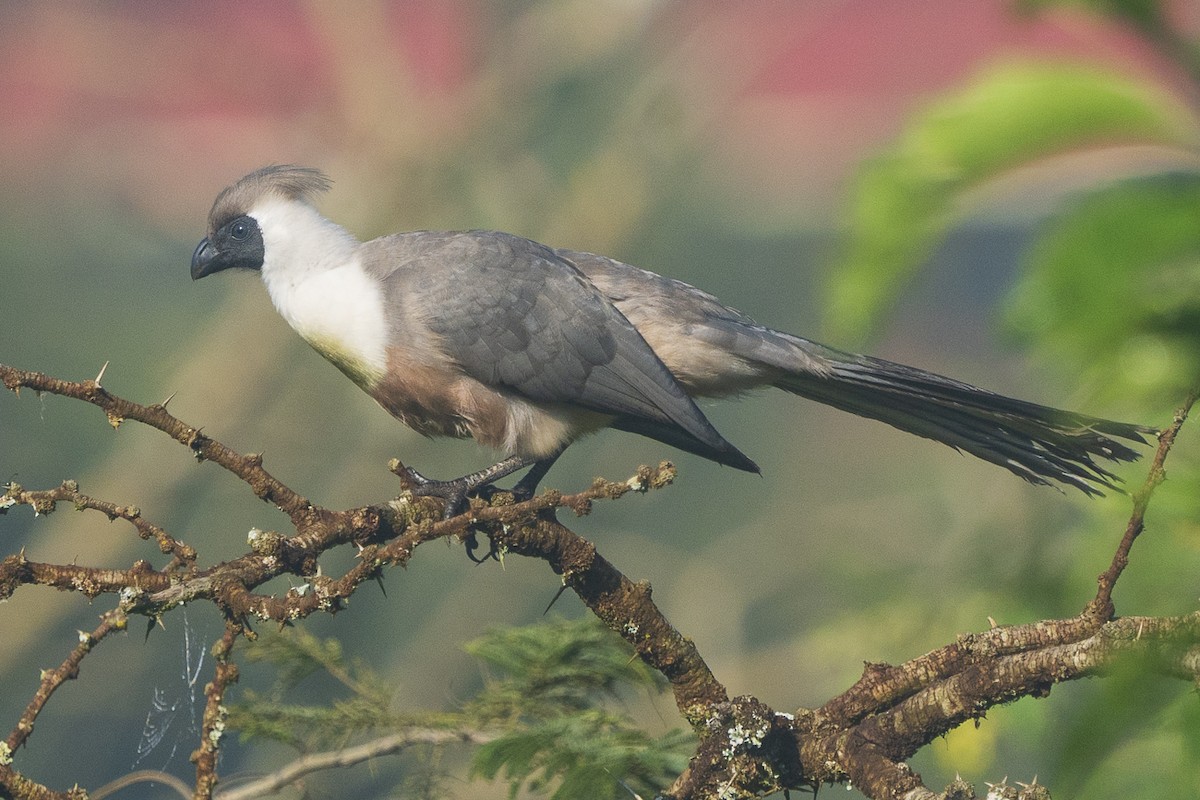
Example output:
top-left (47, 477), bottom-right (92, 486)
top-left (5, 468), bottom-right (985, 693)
top-left (402, 450), bottom-right (563, 520)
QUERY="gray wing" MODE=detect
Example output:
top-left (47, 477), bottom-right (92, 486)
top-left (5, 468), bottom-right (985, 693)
top-left (365, 230), bottom-right (757, 471)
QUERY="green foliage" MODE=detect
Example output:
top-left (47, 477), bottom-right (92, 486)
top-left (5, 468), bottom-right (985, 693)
top-left (465, 614), bottom-right (666, 720)
top-left (472, 715), bottom-right (693, 800)
top-left (465, 617), bottom-right (691, 799)
top-left (1002, 173), bottom-right (1200, 565)
top-left (1049, 652), bottom-right (1200, 798)
top-left (1004, 175), bottom-right (1200, 407)
top-left (829, 61), bottom-right (1195, 345)
top-left (228, 618), bottom-right (691, 798)
top-left (228, 692), bottom-right (400, 751)
top-left (1016, 0), bottom-right (1169, 29)
top-left (230, 627), bottom-right (414, 750)
top-left (242, 624), bottom-right (370, 696)
top-left (827, 16), bottom-right (1200, 791)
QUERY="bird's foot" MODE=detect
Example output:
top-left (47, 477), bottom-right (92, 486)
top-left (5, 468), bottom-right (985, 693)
top-left (397, 465), bottom-right (501, 562)
top-left (396, 453), bottom-right (542, 520)
top-left (399, 465), bottom-right (472, 520)
top-left (394, 455), bottom-right (555, 562)
top-left (508, 473), bottom-right (540, 503)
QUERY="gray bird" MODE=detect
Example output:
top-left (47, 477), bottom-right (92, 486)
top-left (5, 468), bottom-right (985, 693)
top-left (191, 165), bottom-right (1151, 516)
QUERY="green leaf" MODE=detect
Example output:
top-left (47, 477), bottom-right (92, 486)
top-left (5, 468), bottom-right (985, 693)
top-left (466, 618), bottom-right (691, 798)
top-left (471, 714), bottom-right (692, 800)
top-left (465, 617), bottom-right (665, 720)
top-left (829, 61), bottom-right (1196, 344)
top-left (242, 627), bottom-right (347, 692)
top-left (1003, 175), bottom-right (1200, 406)
top-left (1051, 656), bottom-right (1200, 799)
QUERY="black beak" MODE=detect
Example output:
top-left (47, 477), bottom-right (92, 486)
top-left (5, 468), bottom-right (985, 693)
top-left (190, 238), bottom-right (217, 280)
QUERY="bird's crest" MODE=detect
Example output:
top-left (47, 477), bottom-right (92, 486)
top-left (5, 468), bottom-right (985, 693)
top-left (208, 165), bottom-right (332, 233)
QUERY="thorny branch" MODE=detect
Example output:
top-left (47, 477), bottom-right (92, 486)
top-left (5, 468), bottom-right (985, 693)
top-left (0, 362), bottom-right (1197, 800)
top-left (6, 613), bottom-right (128, 754)
top-left (1, 481), bottom-right (196, 567)
top-left (192, 623), bottom-right (241, 800)
top-left (0, 365), bottom-right (314, 525)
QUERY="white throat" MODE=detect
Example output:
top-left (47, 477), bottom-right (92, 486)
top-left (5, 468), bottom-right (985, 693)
top-left (250, 198), bottom-right (390, 387)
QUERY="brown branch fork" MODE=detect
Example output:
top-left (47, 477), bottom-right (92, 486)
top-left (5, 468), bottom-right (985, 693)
top-left (1, 363), bottom-right (1196, 800)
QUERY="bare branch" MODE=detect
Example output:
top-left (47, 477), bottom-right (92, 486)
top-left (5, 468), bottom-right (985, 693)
top-left (1091, 390), bottom-right (1198, 619)
top-left (0, 364), bottom-right (317, 525)
top-left (92, 770), bottom-right (192, 800)
top-left (2, 362), bottom-right (1198, 799)
top-left (214, 728), bottom-right (495, 800)
top-left (1, 480), bottom-right (196, 567)
top-left (6, 611), bottom-right (128, 754)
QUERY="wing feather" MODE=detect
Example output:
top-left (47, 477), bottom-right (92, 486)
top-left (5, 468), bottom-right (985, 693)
top-left (364, 230), bottom-right (757, 471)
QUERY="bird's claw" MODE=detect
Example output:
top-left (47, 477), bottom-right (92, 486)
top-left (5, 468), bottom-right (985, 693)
top-left (401, 466), bottom-right (471, 520)
top-left (399, 467), bottom-right (501, 564)
top-left (463, 531), bottom-right (501, 564)
top-left (398, 462), bottom-right (542, 562)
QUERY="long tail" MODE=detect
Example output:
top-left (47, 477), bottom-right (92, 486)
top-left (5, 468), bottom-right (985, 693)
top-left (770, 339), bottom-right (1154, 496)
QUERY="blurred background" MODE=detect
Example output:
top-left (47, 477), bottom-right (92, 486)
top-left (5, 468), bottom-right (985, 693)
top-left (2, 1), bottom-right (1199, 797)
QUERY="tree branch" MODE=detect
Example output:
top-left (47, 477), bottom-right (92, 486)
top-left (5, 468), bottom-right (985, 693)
top-left (0, 365), bottom-right (316, 525)
top-left (214, 728), bottom-right (495, 800)
top-left (2, 362), bottom-right (1197, 800)
top-left (1091, 390), bottom-right (1196, 619)
top-left (0, 480), bottom-right (196, 567)
top-left (193, 622), bottom-right (241, 800)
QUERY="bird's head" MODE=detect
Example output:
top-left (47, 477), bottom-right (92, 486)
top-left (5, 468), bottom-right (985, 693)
top-left (190, 165), bottom-right (334, 280)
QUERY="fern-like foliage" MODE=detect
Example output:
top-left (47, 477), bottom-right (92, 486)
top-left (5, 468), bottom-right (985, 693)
top-left (227, 617), bottom-right (692, 798)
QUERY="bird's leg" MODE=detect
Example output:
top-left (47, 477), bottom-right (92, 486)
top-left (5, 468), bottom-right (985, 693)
top-left (403, 453), bottom-right (566, 561)
top-left (508, 451), bottom-right (562, 501)
top-left (402, 454), bottom-right (540, 520)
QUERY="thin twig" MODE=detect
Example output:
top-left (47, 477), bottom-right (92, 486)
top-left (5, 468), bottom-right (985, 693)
top-left (1092, 390), bottom-right (1197, 619)
top-left (6, 611), bottom-right (128, 753)
top-left (92, 770), bottom-right (193, 800)
top-left (1, 480), bottom-right (196, 566)
top-left (215, 728), bottom-right (495, 800)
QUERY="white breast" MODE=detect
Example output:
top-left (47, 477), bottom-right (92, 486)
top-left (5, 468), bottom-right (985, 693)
top-left (277, 260), bottom-right (388, 352)
top-left (252, 199), bottom-right (390, 386)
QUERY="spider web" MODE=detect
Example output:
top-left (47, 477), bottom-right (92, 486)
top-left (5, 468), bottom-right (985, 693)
top-left (132, 609), bottom-right (207, 769)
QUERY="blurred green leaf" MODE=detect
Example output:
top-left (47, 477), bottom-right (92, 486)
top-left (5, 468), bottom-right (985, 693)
top-left (1004, 175), bottom-right (1200, 408)
top-left (1015, 0), bottom-right (1167, 29)
top-left (829, 62), bottom-right (1196, 344)
top-left (231, 628), bottom-right (418, 750)
top-left (1051, 656), bottom-right (1200, 799)
top-left (1049, 651), bottom-right (1175, 794)
top-left (1014, 0), bottom-right (1200, 89)
top-left (229, 693), bottom-right (406, 751)
top-left (231, 619), bottom-right (690, 797)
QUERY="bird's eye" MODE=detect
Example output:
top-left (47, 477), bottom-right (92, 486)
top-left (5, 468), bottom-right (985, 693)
top-left (230, 220), bottom-right (250, 241)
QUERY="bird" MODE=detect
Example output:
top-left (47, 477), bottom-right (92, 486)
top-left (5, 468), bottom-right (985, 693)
top-left (191, 165), bottom-right (1152, 518)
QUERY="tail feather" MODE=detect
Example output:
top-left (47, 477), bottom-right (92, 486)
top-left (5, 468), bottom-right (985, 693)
top-left (773, 349), bottom-right (1153, 495)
